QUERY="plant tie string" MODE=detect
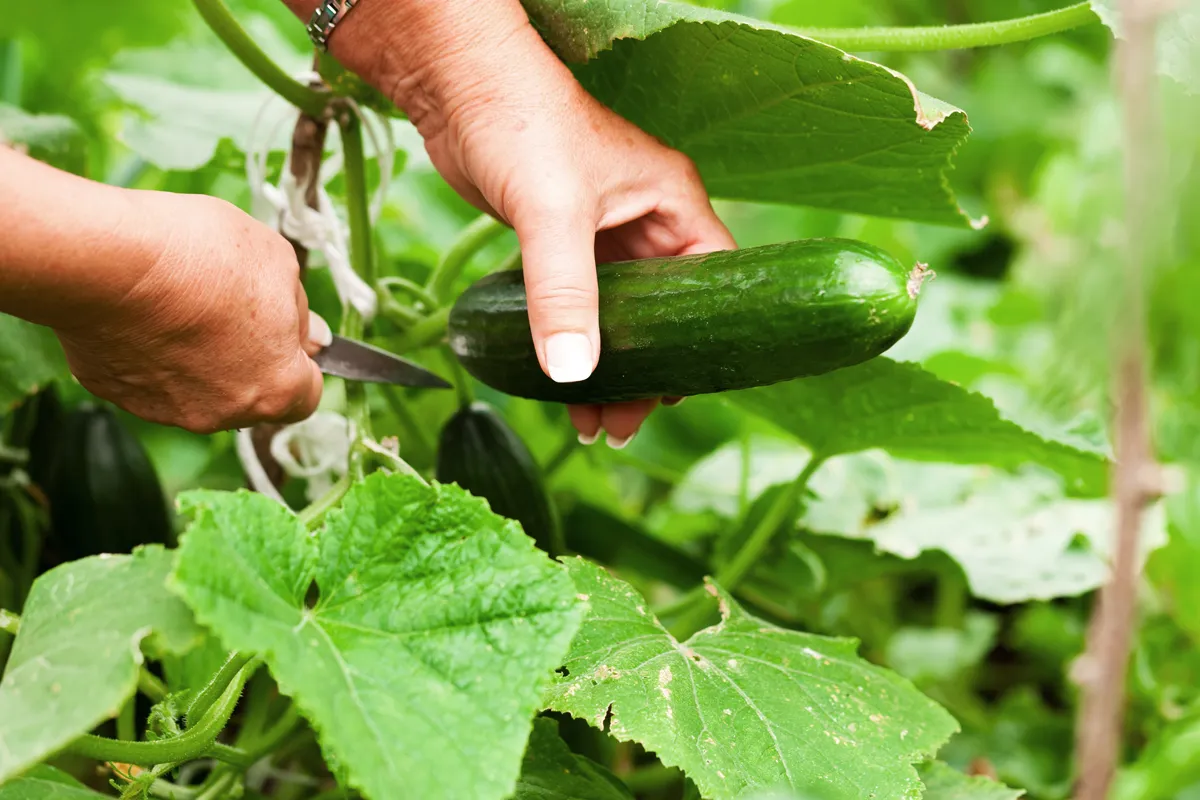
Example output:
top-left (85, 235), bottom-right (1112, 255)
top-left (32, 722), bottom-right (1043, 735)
top-left (244, 72), bottom-right (395, 322)
top-left (238, 74), bottom-right (394, 503)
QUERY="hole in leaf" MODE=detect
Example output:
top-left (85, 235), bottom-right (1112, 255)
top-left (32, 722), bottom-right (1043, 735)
top-left (601, 703), bottom-right (614, 732)
top-left (555, 666), bottom-right (570, 677)
top-left (304, 580), bottom-right (320, 610)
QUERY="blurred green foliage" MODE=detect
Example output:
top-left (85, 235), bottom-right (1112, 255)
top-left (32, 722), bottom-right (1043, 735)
top-left (2, 0), bottom-right (1199, 797)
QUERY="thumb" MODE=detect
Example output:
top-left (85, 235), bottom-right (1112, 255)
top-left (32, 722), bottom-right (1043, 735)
top-left (514, 207), bottom-right (600, 384)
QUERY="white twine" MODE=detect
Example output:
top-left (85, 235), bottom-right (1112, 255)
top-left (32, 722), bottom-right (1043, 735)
top-left (237, 73), bottom-right (397, 501)
top-left (244, 72), bottom-right (396, 322)
top-left (270, 411), bottom-right (355, 502)
top-left (236, 428), bottom-right (287, 506)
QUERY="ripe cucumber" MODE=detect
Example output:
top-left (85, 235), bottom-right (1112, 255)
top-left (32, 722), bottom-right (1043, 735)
top-left (436, 402), bottom-right (563, 556)
top-left (447, 238), bottom-right (928, 404)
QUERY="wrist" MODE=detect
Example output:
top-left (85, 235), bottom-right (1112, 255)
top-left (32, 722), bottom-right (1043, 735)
top-left (286, 0), bottom-right (572, 136)
top-left (0, 149), bottom-right (159, 331)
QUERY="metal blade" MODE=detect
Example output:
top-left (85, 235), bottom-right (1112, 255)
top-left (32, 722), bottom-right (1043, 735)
top-left (313, 335), bottom-right (452, 389)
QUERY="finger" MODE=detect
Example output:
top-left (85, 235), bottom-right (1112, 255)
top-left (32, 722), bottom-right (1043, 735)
top-left (303, 310), bottom-right (333, 357)
top-left (569, 404), bottom-right (602, 444)
top-left (599, 399), bottom-right (659, 449)
top-left (512, 204), bottom-right (600, 384)
top-left (271, 350), bottom-right (325, 425)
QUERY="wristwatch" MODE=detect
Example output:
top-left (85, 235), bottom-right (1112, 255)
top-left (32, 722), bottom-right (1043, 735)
top-left (306, 0), bottom-right (360, 51)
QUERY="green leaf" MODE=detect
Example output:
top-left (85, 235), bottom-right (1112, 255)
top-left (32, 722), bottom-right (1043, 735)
top-left (170, 473), bottom-right (584, 800)
top-left (514, 718), bottom-right (635, 800)
top-left (521, 1), bottom-right (977, 227)
top-left (1092, 0), bottom-right (1200, 92)
top-left (0, 314), bottom-right (69, 411)
top-left (0, 765), bottom-right (108, 799)
top-left (809, 464), bottom-right (1168, 604)
top-left (726, 359), bottom-right (1109, 495)
top-left (0, 546), bottom-right (203, 783)
top-left (919, 761), bottom-right (1023, 800)
top-left (101, 15), bottom-right (311, 170)
top-left (544, 558), bottom-right (958, 800)
top-left (886, 613), bottom-right (1000, 684)
top-left (0, 104), bottom-right (87, 173)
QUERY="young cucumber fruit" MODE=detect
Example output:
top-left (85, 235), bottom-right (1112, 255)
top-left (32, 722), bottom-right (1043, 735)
top-left (448, 238), bottom-right (929, 405)
top-left (436, 401), bottom-right (564, 557)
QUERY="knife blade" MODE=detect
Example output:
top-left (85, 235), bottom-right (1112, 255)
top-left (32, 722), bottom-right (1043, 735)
top-left (312, 335), bottom-right (452, 389)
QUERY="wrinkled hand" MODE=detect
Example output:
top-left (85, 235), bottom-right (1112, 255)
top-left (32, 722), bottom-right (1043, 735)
top-left (371, 2), bottom-right (736, 446)
top-left (55, 193), bottom-right (327, 434)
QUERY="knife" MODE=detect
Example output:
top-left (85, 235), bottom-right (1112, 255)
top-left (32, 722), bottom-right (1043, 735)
top-left (312, 335), bottom-right (453, 389)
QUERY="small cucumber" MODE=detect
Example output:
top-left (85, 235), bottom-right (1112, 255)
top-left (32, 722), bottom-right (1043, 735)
top-left (436, 402), bottom-right (563, 556)
top-left (44, 404), bottom-right (175, 559)
top-left (448, 238), bottom-right (928, 404)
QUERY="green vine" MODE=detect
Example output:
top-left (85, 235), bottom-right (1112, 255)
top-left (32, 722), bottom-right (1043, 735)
top-left (190, 0), bottom-right (329, 116)
top-left (426, 215), bottom-right (507, 302)
top-left (338, 110), bottom-right (376, 478)
top-left (69, 658), bottom-right (260, 768)
top-left (665, 455), bottom-right (826, 640)
top-left (795, 2), bottom-right (1099, 52)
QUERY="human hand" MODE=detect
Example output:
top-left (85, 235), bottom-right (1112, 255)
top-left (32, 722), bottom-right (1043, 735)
top-left (53, 192), bottom-right (327, 434)
top-left (307, 0), bottom-right (736, 446)
top-left (419, 71), bottom-right (736, 446)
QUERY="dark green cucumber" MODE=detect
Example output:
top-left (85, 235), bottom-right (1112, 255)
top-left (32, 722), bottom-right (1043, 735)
top-left (448, 238), bottom-right (927, 404)
top-left (436, 402), bottom-right (563, 556)
top-left (45, 404), bottom-right (175, 559)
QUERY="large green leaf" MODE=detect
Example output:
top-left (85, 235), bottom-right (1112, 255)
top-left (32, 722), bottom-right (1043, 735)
top-left (808, 463), bottom-right (1167, 604)
top-left (544, 558), bottom-right (957, 800)
top-left (101, 16), bottom-right (311, 171)
top-left (0, 314), bottom-right (69, 411)
top-left (0, 546), bottom-right (203, 783)
top-left (727, 359), bottom-right (1109, 495)
top-left (521, 1), bottom-right (976, 227)
top-left (0, 766), bottom-right (108, 799)
top-left (919, 761), bottom-right (1023, 800)
top-left (514, 718), bottom-right (635, 800)
top-left (1092, 0), bottom-right (1200, 92)
top-left (170, 473), bottom-right (584, 800)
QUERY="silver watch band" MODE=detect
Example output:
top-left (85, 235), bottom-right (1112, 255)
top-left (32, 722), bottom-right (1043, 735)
top-left (306, 0), bottom-right (360, 52)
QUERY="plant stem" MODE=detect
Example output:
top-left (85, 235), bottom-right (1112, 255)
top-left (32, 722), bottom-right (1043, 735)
top-left (1073, 1), bottom-right (1163, 797)
top-left (71, 659), bottom-right (258, 768)
top-left (117, 698), bottom-right (136, 742)
top-left (395, 306), bottom-right (451, 353)
top-left (248, 703), bottom-right (303, 760)
top-left (794, 2), bottom-right (1099, 52)
top-left (298, 471), bottom-right (353, 529)
top-left (717, 456), bottom-right (825, 589)
top-left (543, 431), bottom-right (580, 478)
top-left (339, 114), bottom-right (375, 289)
top-left (496, 245), bottom-right (522, 272)
top-left (378, 387), bottom-right (435, 464)
top-left (426, 215), bottom-right (507, 302)
top-left (441, 348), bottom-right (474, 408)
top-left (0, 608), bottom-right (18, 636)
top-left (139, 669), bottom-right (169, 703)
top-left (377, 277), bottom-right (439, 310)
top-left (187, 652), bottom-right (254, 725)
top-left (667, 456), bottom-right (825, 639)
top-left (190, 0), bottom-right (329, 116)
top-left (338, 111), bottom-right (376, 467)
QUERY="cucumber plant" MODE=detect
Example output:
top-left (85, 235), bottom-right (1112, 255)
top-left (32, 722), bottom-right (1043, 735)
top-left (0, 1), bottom-right (1165, 799)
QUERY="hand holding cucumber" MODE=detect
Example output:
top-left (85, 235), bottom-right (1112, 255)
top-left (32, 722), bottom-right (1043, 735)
top-left (294, 0), bottom-right (738, 445)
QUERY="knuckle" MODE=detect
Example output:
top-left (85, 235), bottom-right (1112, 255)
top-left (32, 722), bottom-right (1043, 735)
top-left (250, 384), bottom-right (298, 423)
top-left (525, 276), bottom-right (596, 311)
